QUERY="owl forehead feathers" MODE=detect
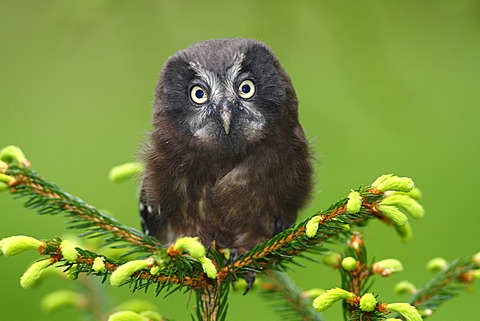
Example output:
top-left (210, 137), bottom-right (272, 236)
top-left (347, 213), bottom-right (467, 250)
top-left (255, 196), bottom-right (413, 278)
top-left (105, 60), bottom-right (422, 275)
top-left (188, 52), bottom-right (244, 102)
top-left (173, 38), bottom-right (280, 82)
top-left (181, 38), bottom-right (252, 73)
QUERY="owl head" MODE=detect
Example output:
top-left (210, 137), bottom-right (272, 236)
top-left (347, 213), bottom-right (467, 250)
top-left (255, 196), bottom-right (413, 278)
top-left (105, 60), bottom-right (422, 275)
top-left (153, 38), bottom-right (298, 155)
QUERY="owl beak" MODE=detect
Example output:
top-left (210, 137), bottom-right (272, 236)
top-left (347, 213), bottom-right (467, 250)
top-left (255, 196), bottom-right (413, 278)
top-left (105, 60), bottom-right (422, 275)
top-left (217, 101), bottom-right (233, 134)
top-left (221, 112), bottom-right (231, 134)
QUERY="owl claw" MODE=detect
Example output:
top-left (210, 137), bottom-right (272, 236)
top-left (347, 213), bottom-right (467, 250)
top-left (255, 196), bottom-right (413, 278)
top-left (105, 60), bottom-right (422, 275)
top-left (243, 272), bottom-right (256, 295)
top-left (226, 249), bottom-right (255, 294)
top-left (229, 248), bottom-right (238, 265)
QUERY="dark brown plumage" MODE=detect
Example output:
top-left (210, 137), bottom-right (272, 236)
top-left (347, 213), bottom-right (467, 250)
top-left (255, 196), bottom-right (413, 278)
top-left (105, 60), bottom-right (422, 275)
top-left (140, 38), bottom-right (312, 251)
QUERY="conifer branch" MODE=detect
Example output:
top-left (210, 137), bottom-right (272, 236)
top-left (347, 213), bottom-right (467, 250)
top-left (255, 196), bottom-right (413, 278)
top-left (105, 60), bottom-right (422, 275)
top-left (225, 187), bottom-right (383, 278)
top-left (36, 237), bottom-right (206, 293)
top-left (5, 164), bottom-right (162, 254)
top-left (260, 270), bottom-right (325, 321)
top-left (408, 255), bottom-right (479, 314)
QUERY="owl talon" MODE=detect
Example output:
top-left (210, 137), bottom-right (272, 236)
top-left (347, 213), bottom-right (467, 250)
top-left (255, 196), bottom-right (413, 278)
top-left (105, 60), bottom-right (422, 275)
top-left (243, 272), bottom-right (256, 295)
top-left (229, 248), bottom-right (239, 265)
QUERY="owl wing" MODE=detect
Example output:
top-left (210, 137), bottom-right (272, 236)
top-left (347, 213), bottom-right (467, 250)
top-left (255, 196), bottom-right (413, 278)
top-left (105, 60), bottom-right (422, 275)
top-left (139, 189), bottom-right (162, 237)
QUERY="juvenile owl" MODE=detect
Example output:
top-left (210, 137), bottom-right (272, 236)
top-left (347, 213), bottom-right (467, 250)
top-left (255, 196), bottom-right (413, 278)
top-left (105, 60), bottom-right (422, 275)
top-left (140, 38), bottom-right (312, 251)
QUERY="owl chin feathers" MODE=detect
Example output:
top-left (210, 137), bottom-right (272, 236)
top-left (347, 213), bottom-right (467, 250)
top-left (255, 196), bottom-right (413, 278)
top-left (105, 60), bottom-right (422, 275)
top-left (140, 38), bottom-right (313, 251)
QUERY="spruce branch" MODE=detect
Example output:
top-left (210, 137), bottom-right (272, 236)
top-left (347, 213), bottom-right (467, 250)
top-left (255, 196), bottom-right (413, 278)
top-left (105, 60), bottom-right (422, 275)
top-left (311, 255), bottom-right (423, 321)
top-left (259, 270), bottom-right (325, 321)
top-left (226, 184), bottom-right (401, 278)
top-left (1, 234), bottom-right (210, 296)
top-left (4, 164), bottom-right (162, 254)
top-left (407, 255), bottom-right (479, 315)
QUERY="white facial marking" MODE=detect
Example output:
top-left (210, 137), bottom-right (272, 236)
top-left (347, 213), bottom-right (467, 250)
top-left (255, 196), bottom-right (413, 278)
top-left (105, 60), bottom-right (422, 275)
top-left (189, 61), bottom-right (221, 99)
top-left (224, 53), bottom-right (244, 98)
top-left (241, 100), bottom-right (266, 136)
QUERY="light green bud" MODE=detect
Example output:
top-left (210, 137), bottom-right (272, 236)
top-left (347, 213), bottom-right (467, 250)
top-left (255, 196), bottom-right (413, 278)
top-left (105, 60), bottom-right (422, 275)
top-left (0, 145), bottom-right (27, 164)
top-left (374, 259), bottom-right (403, 275)
top-left (341, 257), bottom-right (357, 271)
top-left (473, 251), bottom-right (480, 266)
top-left (386, 303), bottom-right (422, 321)
top-left (372, 175), bottom-right (414, 193)
top-left (473, 269), bottom-right (480, 280)
top-left (93, 257), bottom-right (106, 273)
top-left (108, 162), bottom-right (144, 183)
top-left (418, 309), bottom-right (433, 317)
top-left (150, 265), bottom-right (162, 275)
top-left (347, 190), bottom-right (362, 214)
top-left (174, 236), bottom-right (206, 259)
top-left (110, 259), bottom-right (152, 287)
top-left (394, 281), bottom-right (417, 294)
top-left (384, 188), bottom-right (422, 201)
top-left (20, 259), bottom-right (51, 289)
top-left (426, 257), bottom-right (448, 272)
top-left (0, 160), bottom-right (7, 171)
top-left (394, 222), bottom-right (413, 242)
top-left (66, 264), bottom-right (79, 280)
top-left (312, 287), bottom-right (354, 312)
top-left (0, 173), bottom-right (15, 184)
top-left (378, 205), bottom-right (408, 226)
top-left (359, 293), bottom-right (377, 312)
top-left (107, 311), bottom-right (148, 321)
top-left (199, 257), bottom-right (217, 279)
top-left (40, 290), bottom-right (87, 312)
top-left (139, 310), bottom-right (163, 321)
top-left (322, 251), bottom-right (341, 268)
top-left (301, 288), bottom-right (325, 299)
top-left (380, 194), bottom-right (424, 219)
top-left (230, 278), bottom-right (248, 291)
top-left (407, 187), bottom-right (422, 200)
top-left (222, 248), bottom-right (231, 261)
top-left (305, 215), bottom-right (321, 238)
top-left (1, 235), bottom-right (43, 256)
top-left (372, 174), bottom-right (393, 187)
top-left (0, 181), bottom-right (8, 192)
top-left (114, 299), bottom-right (158, 313)
top-left (60, 240), bottom-right (78, 263)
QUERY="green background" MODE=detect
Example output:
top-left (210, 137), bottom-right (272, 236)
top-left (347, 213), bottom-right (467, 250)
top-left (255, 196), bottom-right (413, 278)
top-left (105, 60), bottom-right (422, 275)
top-left (1, 1), bottom-right (479, 320)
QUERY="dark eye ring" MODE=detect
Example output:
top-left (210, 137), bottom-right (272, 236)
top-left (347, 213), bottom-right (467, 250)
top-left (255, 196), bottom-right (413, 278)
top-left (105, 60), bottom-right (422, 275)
top-left (238, 80), bottom-right (255, 99)
top-left (190, 86), bottom-right (208, 104)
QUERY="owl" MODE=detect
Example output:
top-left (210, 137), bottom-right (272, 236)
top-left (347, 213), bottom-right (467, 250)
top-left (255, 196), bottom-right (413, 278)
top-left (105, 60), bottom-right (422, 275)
top-left (140, 38), bottom-right (312, 252)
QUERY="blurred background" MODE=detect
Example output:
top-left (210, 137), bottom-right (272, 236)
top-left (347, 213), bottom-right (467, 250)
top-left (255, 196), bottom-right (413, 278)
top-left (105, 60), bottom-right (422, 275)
top-left (1, 1), bottom-right (479, 320)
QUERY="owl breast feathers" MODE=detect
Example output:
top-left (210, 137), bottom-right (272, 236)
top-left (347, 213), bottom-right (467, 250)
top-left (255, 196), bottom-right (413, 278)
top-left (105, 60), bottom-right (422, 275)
top-left (140, 38), bottom-right (312, 251)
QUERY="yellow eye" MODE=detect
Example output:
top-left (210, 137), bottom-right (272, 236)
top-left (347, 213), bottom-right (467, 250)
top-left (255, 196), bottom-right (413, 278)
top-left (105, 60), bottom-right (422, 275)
top-left (238, 80), bottom-right (255, 99)
top-left (190, 86), bottom-right (208, 104)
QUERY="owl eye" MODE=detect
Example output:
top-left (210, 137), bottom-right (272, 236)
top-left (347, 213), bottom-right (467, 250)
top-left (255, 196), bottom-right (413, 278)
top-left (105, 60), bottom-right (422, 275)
top-left (190, 86), bottom-right (208, 104)
top-left (238, 80), bottom-right (255, 99)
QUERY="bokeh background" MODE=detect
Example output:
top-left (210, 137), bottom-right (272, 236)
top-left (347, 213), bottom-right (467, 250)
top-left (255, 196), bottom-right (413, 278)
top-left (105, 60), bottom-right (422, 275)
top-left (1, 1), bottom-right (479, 320)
